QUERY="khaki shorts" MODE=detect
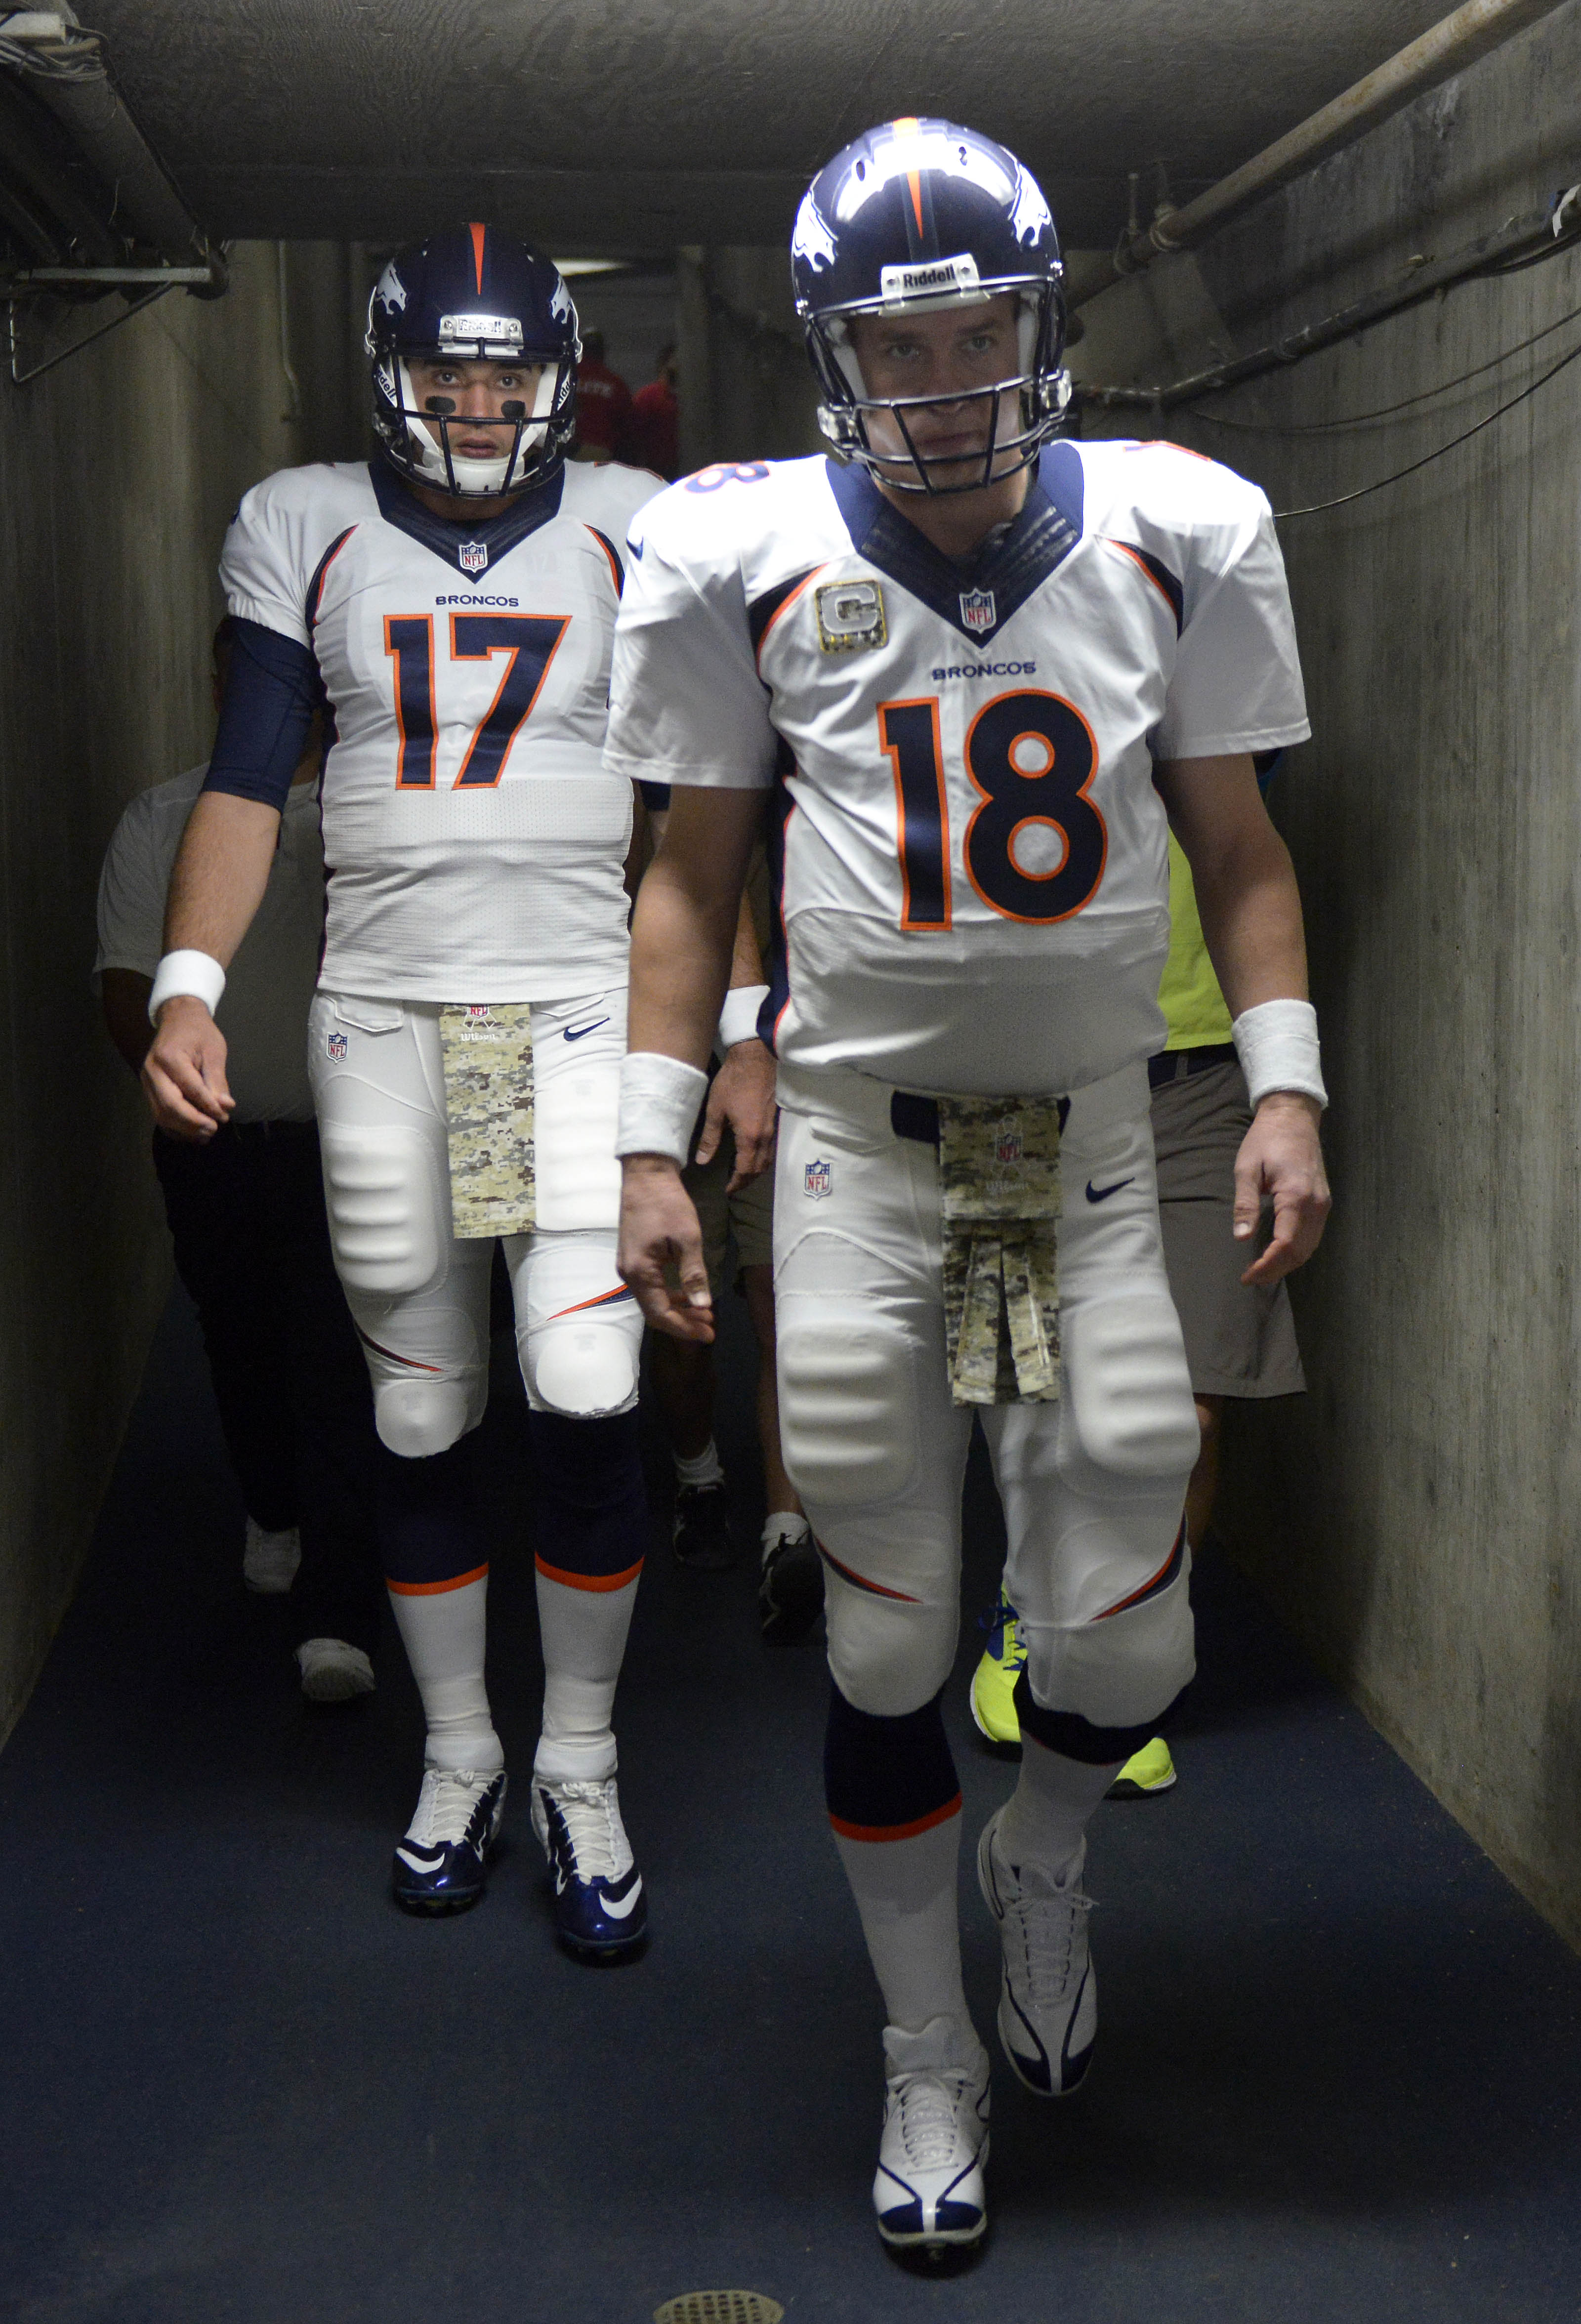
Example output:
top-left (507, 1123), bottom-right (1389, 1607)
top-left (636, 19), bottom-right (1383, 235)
top-left (686, 1126), bottom-right (775, 1301)
top-left (1150, 1054), bottom-right (1305, 1401)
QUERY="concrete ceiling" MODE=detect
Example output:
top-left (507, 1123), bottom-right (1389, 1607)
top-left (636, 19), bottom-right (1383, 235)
top-left (91, 0), bottom-right (1453, 254)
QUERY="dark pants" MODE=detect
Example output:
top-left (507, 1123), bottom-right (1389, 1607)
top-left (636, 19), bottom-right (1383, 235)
top-left (153, 1120), bottom-right (383, 1656)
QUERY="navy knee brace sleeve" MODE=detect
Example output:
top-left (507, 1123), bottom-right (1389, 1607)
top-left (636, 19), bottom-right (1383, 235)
top-left (824, 1681), bottom-right (960, 1840)
top-left (528, 1408), bottom-right (647, 1588)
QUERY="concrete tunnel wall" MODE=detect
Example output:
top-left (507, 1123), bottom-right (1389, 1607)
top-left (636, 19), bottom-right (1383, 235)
top-left (1074, 0), bottom-right (1581, 1942)
top-left (0, 242), bottom-right (367, 1745)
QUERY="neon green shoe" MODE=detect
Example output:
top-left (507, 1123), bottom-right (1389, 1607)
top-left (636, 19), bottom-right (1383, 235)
top-left (969, 1589), bottom-right (1027, 1746)
top-left (1106, 1737), bottom-right (1177, 1798)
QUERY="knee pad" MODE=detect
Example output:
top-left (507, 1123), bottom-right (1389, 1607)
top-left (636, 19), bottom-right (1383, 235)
top-left (822, 1560), bottom-right (957, 1718)
top-left (1062, 1292), bottom-right (1199, 1494)
top-left (528, 1322), bottom-right (639, 1418)
top-left (374, 1376), bottom-right (478, 1460)
top-left (320, 1123), bottom-right (448, 1297)
top-left (778, 1299), bottom-right (918, 1511)
top-left (1022, 1551), bottom-right (1196, 1732)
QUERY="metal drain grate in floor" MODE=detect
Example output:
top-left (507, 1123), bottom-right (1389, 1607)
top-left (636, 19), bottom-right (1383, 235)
top-left (654, 2296), bottom-right (784, 2324)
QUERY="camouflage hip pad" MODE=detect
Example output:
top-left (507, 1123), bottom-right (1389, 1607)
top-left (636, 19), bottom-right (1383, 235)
top-left (937, 1096), bottom-right (1062, 1406)
top-left (439, 1002), bottom-right (536, 1239)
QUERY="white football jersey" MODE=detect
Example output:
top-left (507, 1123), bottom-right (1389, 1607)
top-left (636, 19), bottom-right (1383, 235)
top-left (222, 456), bottom-right (662, 1001)
top-left (605, 443), bottom-right (1310, 1097)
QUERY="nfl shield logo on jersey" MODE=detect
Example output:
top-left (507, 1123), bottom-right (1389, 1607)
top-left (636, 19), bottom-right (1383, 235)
top-left (459, 540), bottom-right (489, 577)
top-left (804, 1158), bottom-right (833, 1200)
top-left (327, 1031), bottom-right (348, 1060)
top-left (959, 588), bottom-right (997, 636)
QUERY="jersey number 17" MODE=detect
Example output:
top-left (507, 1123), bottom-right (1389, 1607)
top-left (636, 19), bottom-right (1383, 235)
top-left (385, 612), bottom-right (569, 788)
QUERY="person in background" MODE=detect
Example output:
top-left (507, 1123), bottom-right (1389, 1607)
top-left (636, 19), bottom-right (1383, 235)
top-left (621, 341), bottom-right (679, 480)
top-left (638, 786), bottom-right (820, 1635)
top-left (96, 617), bottom-right (385, 1702)
top-left (971, 760), bottom-right (1307, 1792)
top-left (573, 329), bottom-right (632, 464)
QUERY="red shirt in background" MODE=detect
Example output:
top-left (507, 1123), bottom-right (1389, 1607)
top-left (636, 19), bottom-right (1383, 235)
top-left (575, 357), bottom-right (632, 456)
top-left (622, 378), bottom-right (679, 481)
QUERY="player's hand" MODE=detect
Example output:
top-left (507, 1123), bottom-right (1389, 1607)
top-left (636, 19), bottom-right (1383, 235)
top-left (697, 1037), bottom-right (778, 1191)
top-left (141, 996), bottom-right (235, 1142)
top-left (1233, 1092), bottom-right (1330, 1286)
top-left (618, 1155), bottom-right (715, 1341)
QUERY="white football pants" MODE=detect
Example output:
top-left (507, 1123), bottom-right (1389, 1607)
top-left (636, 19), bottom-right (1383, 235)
top-left (773, 1059), bottom-right (1201, 1732)
top-left (308, 986), bottom-right (642, 1458)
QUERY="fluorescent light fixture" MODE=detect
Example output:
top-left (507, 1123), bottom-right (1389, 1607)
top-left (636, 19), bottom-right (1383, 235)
top-left (552, 258), bottom-right (629, 277)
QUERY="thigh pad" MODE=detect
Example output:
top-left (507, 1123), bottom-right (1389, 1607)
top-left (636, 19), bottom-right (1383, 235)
top-left (1063, 1290), bottom-right (1200, 1486)
top-left (777, 1294), bottom-right (918, 1510)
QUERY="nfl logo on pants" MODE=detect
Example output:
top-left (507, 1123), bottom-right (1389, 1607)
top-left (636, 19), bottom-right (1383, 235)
top-left (327, 1031), bottom-right (348, 1060)
top-left (959, 587), bottom-right (996, 636)
top-left (459, 540), bottom-right (489, 576)
top-left (804, 1158), bottom-right (832, 1200)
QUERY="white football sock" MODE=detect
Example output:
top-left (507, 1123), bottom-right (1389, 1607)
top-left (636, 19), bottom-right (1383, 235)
top-left (387, 1576), bottom-right (502, 1774)
top-left (833, 1811), bottom-right (973, 2044)
top-left (673, 1438), bottom-right (724, 1490)
top-left (533, 1569), bottom-right (639, 1784)
top-left (998, 1733), bottom-right (1119, 1880)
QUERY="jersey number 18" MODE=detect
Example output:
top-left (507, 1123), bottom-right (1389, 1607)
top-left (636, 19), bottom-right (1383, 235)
top-left (877, 688), bottom-right (1107, 930)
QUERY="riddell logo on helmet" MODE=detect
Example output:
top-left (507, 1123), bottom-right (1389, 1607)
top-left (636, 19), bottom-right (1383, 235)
top-left (879, 253), bottom-right (981, 303)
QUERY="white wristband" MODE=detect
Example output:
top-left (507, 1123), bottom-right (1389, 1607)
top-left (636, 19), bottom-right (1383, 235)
top-left (148, 948), bottom-right (226, 1027)
top-left (616, 1050), bottom-right (710, 1166)
top-left (1232, 997), bottom-right (1327, 1110)
top-left (717, 983), bottom-right (769, 1054)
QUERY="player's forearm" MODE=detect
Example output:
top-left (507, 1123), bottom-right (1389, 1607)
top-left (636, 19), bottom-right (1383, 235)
top-left (162, 789), bottom-right (281, 968)
top-left (628, 858), bottom-right (739, 1067)
top-left (1190, 825), bottom-right (1309, 1020)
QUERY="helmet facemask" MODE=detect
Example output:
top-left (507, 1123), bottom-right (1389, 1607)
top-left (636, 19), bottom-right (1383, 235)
top-left (370, 342), bottom-right (575, 499)
top-left (808, 279), bottom-right (1069, 495)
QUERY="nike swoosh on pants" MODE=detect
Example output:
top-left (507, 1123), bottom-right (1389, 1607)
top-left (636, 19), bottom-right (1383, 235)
top-left (564, 1017), bottom-right (610, 1042)
top-left (1085, 1177), bottom-right (1134, 1204)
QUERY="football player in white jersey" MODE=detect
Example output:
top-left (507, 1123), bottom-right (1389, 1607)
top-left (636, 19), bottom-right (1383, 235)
top-left (609, 122), bottom-right (1331, 2247)
top-left (142, 226), bottom-right (666, 1956)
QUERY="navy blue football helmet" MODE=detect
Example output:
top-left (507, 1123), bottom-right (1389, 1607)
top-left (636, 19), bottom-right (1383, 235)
top-left (791, 120), bottom-right (1068, 494)
top-left (366, 224), bottom-right (580, 497)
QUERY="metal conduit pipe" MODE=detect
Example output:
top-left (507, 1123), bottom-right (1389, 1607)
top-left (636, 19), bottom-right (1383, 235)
top-left (1065, 0), bottom-right (1572, 309)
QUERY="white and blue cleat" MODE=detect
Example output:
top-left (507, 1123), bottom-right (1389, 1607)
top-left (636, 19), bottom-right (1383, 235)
top-left (976, 1807), bottom-right (1096, 2095)
top-left (873, 2017), bottom-right (991, 2253)
top-left (531, 1774), bottom-right (647, 1960)
top-left (391, 1766), bottom-right (507, 1915)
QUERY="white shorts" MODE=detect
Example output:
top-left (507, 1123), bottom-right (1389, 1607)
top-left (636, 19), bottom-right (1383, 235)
top-left (772, 1059), bottom-right (1200, 1729)
top-left (308, 986), bottom-right (641, 1443)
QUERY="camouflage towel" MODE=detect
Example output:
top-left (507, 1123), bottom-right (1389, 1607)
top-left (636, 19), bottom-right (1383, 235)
top-left (937, 1097), bottom-right (1063, 1406)
top-left (438, 1002), bottom-right (536, 1239)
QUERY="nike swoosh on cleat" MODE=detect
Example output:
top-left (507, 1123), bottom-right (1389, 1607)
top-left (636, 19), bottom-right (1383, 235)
top-left (599, 1874), bottom-right (644, 1919)
top-left (564, 1017), bottom-right (610, 1042)
top-left (1085, 1176), bottom-right (1134, 1203)
top-left (396, 1848), bottom-right (446, 1873)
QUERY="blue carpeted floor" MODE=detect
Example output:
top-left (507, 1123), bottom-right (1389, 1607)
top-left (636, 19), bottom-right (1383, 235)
top-left (3, 1286), bottom-right (1581, 2324)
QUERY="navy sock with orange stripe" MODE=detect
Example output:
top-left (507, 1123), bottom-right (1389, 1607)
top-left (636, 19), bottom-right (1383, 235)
top-left (529, 1411), bottom-right (648, 1787)
top-left (826, 1684), bottom-right (975, 2042)
top-left (376, 1436), bottom-right (500, 1773)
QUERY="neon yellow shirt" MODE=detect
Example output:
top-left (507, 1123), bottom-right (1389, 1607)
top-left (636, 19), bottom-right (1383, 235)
top-left (1159, 832), bottom-right (1233, 1049)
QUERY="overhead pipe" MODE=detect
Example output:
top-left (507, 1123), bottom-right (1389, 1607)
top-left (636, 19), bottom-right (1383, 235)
top-left (1066, 0), bottom-right (1572, 309)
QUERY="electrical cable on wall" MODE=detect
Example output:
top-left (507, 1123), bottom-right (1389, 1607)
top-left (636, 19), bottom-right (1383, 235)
top-left (1274, 332), bottom-right (1581, 517)
top-left (0, 8), bottom-right (104, 81)
top-left (1195, 304), bottom-right (1581, 432)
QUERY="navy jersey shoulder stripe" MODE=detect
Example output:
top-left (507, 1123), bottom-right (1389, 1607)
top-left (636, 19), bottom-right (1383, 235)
top-left (584, 525), bottom-right (624, 594)
top-left (306, 526), bottom-right (356, 630)
top-left (1102, 538), bottom-right (1184, 635)
top-left (749, 566), bottom-right (821, 657)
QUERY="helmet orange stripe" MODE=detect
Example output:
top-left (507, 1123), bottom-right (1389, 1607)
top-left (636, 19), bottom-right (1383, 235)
top-left (890, 116), bottom-right (926, 235)
top-left (469, 220), bottom-right (486, 293)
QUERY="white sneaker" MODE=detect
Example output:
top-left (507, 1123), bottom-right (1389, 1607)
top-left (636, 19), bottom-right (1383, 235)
top-left (873, 2017), bottom-right (990, 2250)
top-left (295, 1637), bottom-right (375, 1703)
top-left (243, 1520), bottom-right (300, 1593)
top-left (531, 1774), bottom-right (647, 1958)
top-left (976, 1807), bottom-right (1096, 2096)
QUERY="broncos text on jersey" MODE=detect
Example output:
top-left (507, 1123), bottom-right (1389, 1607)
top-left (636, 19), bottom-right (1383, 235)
top-left (222, 456), bottom-right (662, 1001)
top-left (603, 441), bottom-right (1310, 1098)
